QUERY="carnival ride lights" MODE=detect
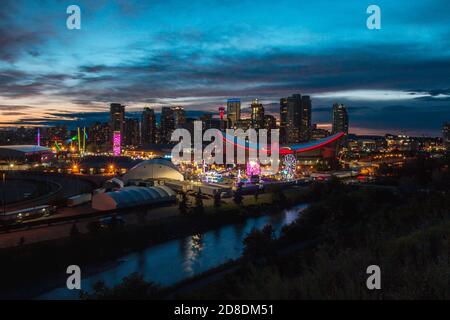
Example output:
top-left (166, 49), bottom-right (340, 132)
top-left (282, 154), bottom-right (297, 180)
top-left (246, 160), bottom-right (261, 176)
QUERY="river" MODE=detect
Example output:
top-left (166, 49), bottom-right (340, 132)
top-left (37, 203), bottom-right (308, 299)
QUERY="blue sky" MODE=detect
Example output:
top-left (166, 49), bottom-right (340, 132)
top-left (0, 0), bottom-right (449, 135)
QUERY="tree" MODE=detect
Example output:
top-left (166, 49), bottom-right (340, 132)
top-left (194, 191), bottom-right (204, 215)
top-left (81, 273), bottom-right (162, 300)
top-left (243, 225), bottom-right (275, 258)
top-left (254, 188), bottom-right (260, 203)
top-left (70, 223), bottom-right (80, 238)
top-left (269, 185), bottom-right (286, 205)
top-left (233, 185), bottom-right (243, 206)
top-left (214, 191), bottom-right (221, 209)
top-left (87, 220), bottom-right (101, 234)
top-left (178, 191), bottom-right (188, 215)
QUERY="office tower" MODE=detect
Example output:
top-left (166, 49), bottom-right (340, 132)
top-left (280, 98), bottom-right (288, 143)
top-left (125, 118), bottom-right (140, 147)
top-left (332, 103), bottom-right (349, 134)
top-left (285, 94), bottom-right (302, 143)
top-left (172, 106), bottom-right (186, 128)
top-left (88, 122), bottom-right (110, 149)
top-left (44, 125), bottom-right (68, 147)
top-left (202, 114), bottom-right (222, 130)
top-left (227, 99), bottom-right (241, 127)
top-left (264, 115), bottom-right (277, 130)
top-left (235, 119), bottom-right (252, 131)
top-left (251, 99), bottom-right (265, 129)
top-left (110, 103), bottom-right (125, 147)
top-left (160, 106), bottom-right (175, 144)
top-left (183, 117), bottom-right (197, 137)
top-left (283, 94), bottom-right (313, 143)
top-left (311, 124), bottom-right (330, 140)
top-left (300, 95), bottom-right (312, 141)
top-left (141, 107), bottom-right (156, 145)
top-left (443, 122), bottom-right (450, 151)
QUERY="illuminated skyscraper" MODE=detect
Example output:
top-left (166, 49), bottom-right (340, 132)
top-left (300, 95), bottom-right (312, 141)
top-left (172, 106), bottom-right (186, 128)
top-left (88, 122), bottom-right (110, 151)
top-left (141, 107), bottom-right (156, 145)
top-left (125, 118), bottom-right (140, 147)
top-left (443, 122), bottom-right (450, 151)
top-left (160, 106), bottom-right (175, 144)
top-left (283, 94), bottom-right (312, 143)
top-left (264, 115), bottom-right (277, 130)
top-left (227, 99), bottom-right (241, 128)
top-left (113, 131), bottom-right (121, 156)
top-left (251, 99), bottom-right (265, 129)
top-left (110, 103), bottom-right (125, 147)
top-left (332, 103), bottom-right (349, 134)
top-left (280, 98), bottom-right (288, 143)
top-left (286, 94), bottom-right (302, 143)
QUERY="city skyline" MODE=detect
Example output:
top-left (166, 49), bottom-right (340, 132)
top-left (0, 0), bottom-right (449, 136)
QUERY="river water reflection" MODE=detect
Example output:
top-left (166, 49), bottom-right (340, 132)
top-left (38, 204), bottom-right (307, 299)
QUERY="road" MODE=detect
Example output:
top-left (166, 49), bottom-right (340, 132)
top-left (0, 193), bottom-right (262, 249)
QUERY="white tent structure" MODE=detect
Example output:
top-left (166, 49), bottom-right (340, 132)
top-left (92, 185), bottom-right (176, 211)
top-left (122, 159), bottom-right (184, 183)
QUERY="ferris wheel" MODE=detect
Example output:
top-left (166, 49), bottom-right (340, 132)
top-left (282, 154), bottom-right (297, 180)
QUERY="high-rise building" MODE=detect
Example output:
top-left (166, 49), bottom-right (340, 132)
top-left (251, 99), bottom-right (265, 129)
top-left (264, 115), bottom-right (277, 130)
top-left (311, 124), bottom-right (330, 140)
top-left (88, 122), bottom-right (110, 151)
top-left (332, 103), bottom-right (349, 134)
top-left (172, 106), bottom-right (186, 128)
top-left (283, 94), bottom-right (313, 143)
top-left (443, 122), bottom-right (450, 151)
top-left (279, 98), bottom-right (288, 143)
top-left (44, 125), bottom-right (68, 147)
top-left (160, 106), bottom-right (175, 144)
top-left (202, 114), bottom-right (222, 130)
top-left (235, 119), bottom-right (252, 131)
top-left (110, 103), bottom-right (125, 146)
top-left (286, 94), bottom-right (302, 143)
top-left (125, 118), bottom-right (140, 147)
top-left (227, 99), bottom-right (241, 128)
top-left (300, 95), bottom-right (312, 141)
top-left (141, 107), bottom-right (156, 145)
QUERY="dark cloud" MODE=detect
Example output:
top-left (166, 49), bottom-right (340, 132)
top-left (0, 112), bottom-right (27, 116)
top-left (0, 104), bottom-right (33, 111)
top-left (58, 43), bottom-right (450, 105)
top-left (0, 0), bottom-right (52, 63)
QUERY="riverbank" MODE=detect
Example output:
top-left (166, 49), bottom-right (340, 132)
top-left (0, 186), bottom-right (309, 299)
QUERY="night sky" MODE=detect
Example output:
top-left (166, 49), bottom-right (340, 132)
top-left (0, 0), bottom-right (449, 136)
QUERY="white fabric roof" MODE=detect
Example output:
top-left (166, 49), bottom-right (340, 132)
top-left (122, 158), bottom-right (184, 182)
top-left (92, 185), bottom-right (176, 211)
top-left (0, 145), bottom-right (51, 153)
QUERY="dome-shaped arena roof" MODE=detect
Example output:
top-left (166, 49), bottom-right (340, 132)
top-left (122, 158), bottom-right (184, 182)
top-left (92, 185), bottom-right (176, 211)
